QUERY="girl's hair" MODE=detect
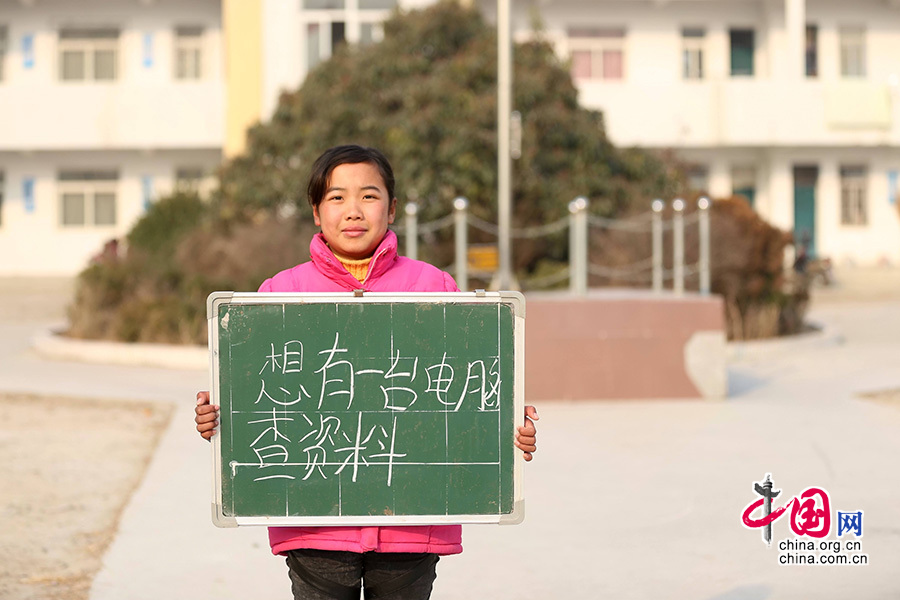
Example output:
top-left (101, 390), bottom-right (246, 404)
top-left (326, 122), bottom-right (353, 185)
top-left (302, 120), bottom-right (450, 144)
top-left (307, 145), bottom-right (396, 209)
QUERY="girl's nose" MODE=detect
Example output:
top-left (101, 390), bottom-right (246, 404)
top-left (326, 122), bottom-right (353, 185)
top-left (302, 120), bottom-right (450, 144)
top-left (344, 199), bottom-right (364, 219)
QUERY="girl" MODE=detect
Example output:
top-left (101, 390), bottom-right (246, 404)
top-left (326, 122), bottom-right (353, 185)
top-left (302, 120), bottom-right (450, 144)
top-left (195, 145), bottom-right (539, 600)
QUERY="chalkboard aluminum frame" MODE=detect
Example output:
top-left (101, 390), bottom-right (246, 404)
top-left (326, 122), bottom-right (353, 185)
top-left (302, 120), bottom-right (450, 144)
top-left (207, 291), bottom-right (525, 527)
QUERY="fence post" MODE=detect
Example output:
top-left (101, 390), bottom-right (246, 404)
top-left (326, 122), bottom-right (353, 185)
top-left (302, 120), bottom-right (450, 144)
top-left (698, 196), bottom-right (711, 296)
top-left (568, 196), bottom-right (588, 296)
top-left (651, 199), bottom-right (664, 293)
top-left (672, 198), bottom-right (685, 296)
top-left (404, 202), bottom-right (418, 260)
top-left (453, 197), bottom-right (469, 292)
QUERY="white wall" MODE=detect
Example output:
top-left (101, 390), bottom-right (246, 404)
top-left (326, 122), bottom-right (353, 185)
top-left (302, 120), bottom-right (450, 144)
top-left (678, 146), bottom-right (900, 264)
top-left (0, 150), bottom-right (222, 276)
top-left (0, 0), bottom-right (225, 275)
top-left (0, 0), bottom-right (224, 151)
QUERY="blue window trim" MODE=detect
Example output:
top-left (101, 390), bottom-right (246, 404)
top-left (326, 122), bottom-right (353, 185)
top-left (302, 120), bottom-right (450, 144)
top-left (143, 32), bottom-right (154, 68)
top-left (22, 34), bottom-right (34, 69)
top-left (23, 177), bottom-right (35, 213)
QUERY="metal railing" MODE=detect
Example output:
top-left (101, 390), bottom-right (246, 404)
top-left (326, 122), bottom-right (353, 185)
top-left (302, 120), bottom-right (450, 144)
top-left (394, 195), bottom-right (711, 296)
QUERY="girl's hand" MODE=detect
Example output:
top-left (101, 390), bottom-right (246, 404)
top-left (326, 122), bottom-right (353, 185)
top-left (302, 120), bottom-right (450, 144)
top-left (515, 405), bottom-right (539, 461)
top-left (195, 391), bottom-right (220, 441)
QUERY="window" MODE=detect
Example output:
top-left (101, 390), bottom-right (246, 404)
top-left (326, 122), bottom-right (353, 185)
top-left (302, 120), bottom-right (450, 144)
top-left (174, 26), bottom-right (203, 80)
top-left (682, 28), bottom-right (704, 80)
top-left (732, 166), bottom-right (757, 208)
top-left (174, 167), bottom-right (204, 192)
top-left (806, 25), bottom-right (818, 78)
top-left (687, 165), bottom-right (709, 194)
top-left (304, 0), bottom-right (344, 8)
top-left (360, 22), bottom-right (384, 46)
top-left (59, 28), bottom-right (119, 81)
top-left (0, 26), bottom-right (7, 82)
top-left (358, 0), bottom-right (395, 8)
top-left (307, 23), bottom-right (322, 70)
top-left (569, 27), bottom-right (625, 80)
top-left (730, 28), bottom-right (754, 76)
top-left (840, 166), bottom-right (867, 225)
top-left (302, 0), bottom-right (393, 73)
top-left (840, 27), bottom-right (866, 78)
top-left (58, 171), bottom-right (118, 227)
top-left (331, 21), bottom-right (346, 49)
top-left (305, 21), bottom-right (347, 70)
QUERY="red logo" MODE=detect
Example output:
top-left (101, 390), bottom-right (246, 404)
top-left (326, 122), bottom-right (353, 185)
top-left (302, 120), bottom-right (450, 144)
top-left (742, 474), bottom-right (832, 545)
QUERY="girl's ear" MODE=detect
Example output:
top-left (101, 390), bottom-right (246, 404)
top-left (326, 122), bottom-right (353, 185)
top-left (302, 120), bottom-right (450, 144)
top-left (312, 204), bottom-right (321, 227)
top-left (387, 198), bottom-right (398, 224)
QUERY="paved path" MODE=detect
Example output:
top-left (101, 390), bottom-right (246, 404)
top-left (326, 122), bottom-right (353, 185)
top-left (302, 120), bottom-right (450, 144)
top-left (2, 273), bottom-right (899, 600)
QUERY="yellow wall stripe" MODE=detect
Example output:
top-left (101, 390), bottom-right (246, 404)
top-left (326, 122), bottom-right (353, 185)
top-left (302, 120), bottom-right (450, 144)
top-left (223, 0), bottom-right (263, 158)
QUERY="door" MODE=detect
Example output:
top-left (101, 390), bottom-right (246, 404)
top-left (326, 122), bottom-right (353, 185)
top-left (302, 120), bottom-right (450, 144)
top-left (793, 166), bottom-right (818, 258)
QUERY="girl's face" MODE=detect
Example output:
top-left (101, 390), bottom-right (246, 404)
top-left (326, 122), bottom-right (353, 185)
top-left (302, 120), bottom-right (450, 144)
top-left (313, 162), bottom-right (397, 260)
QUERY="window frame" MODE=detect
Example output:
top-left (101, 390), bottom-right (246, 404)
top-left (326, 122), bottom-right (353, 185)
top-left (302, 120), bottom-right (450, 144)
top-left (0, 25), bottom-right (8, 82)
top-left (682, 27), bottom-right (705, 81)
top-left (300, 1), bottom-right (393, 73)
top-left (687, 165), bottom-right (710, 195)
top-left (57, 172), bottom-right (119, 228)
top-left (731, 165), bottom-right (757, 208)
top-left (805, 24), bottom-right (818, 78)
top-left (839, 26), bottom-right (866, 79)
top-left (729, 28), bottom-right (755, 77)
top-left (568, 27), bottom-right (626, 81)
top-left (58, 28), bottom-right (120, 82)
top-left (839, 166), bottom-right (868, 226)
top-left (174, 26), bottom-right (204, 81)
top-left (174, 166), bottom-right (206, 193)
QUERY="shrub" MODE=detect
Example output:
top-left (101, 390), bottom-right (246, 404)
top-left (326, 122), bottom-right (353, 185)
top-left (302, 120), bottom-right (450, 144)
top-left (588, 195), bottom-right (805, 340)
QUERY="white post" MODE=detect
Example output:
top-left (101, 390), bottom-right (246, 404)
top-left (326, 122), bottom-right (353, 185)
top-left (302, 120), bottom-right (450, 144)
top-left (568, 196), bottom-right (588, 296)
top-left (497, 0), bottom-right (513, 289)
top-left (454, 197), bottom-right (469, 292)
top-left (673, 198), bottom-right (685, 296)
top-left (404, 202), bottom-right (418, 260)
top-left (785, 0), bottom-right (806, 80)
top-left (698, 196), bottom-right (711, 295)
top-left (651, 199), bottom-right (664, 293)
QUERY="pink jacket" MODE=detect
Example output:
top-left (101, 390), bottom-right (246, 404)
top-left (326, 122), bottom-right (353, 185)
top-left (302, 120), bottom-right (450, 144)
top-left (259, 230), bottom-right (463, 556)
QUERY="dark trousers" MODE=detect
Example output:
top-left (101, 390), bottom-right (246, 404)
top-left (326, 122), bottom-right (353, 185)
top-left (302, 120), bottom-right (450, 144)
top-left (286, 549), bottom-right (439, 600)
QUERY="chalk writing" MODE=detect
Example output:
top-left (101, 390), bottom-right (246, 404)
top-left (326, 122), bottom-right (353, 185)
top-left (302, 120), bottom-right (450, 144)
top-left (233, 331), bottom-right (503, 487)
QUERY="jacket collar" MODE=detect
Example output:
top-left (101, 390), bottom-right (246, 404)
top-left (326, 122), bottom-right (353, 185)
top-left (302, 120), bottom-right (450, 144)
top-left (309, 230), bottom-right (399, 288)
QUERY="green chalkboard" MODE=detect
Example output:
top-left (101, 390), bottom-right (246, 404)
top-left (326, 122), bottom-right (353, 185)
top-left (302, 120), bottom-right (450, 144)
top-left (207, 291), bottom-right (525, 527)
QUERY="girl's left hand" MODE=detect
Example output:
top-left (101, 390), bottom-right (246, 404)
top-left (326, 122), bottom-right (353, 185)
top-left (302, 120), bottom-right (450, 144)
top-left (515, 405), bottom-right (539, 461)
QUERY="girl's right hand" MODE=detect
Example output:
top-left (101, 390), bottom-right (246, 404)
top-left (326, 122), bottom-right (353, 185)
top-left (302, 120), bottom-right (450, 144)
top-left (195, 391), bottom-right (219, 441)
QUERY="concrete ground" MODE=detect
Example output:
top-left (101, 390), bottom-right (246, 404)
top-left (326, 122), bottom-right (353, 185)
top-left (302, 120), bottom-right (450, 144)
top-left (2, 267), bottom-right (899, 600)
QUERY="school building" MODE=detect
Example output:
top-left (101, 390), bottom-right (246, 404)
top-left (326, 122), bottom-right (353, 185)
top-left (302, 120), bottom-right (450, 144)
top-left (510, 0), bottom-right (900, 265)
top-left (1, 0), bottom-right (899, 275)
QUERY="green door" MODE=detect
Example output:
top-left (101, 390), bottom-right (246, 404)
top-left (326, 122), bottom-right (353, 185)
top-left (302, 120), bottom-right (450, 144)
top-left (793, 183), bottom-right (817, 258)
top-left (734, 186), bottom-right (756, 209)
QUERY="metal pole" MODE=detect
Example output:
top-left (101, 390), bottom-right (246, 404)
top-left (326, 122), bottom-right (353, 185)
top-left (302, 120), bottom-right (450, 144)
top-left (673, 198), bottom-right (685, 296)
top-left (497, 0), bottom-right (512, 289)
top-left (404, 202), bottom-right (418, 260)
top-left (454, 197), bottom-right (469, 292)
top-left (698, 196), bottom-right (711, 295)
top-left (651, 199), bottom-right (664, 293)
top-left (568, 196), bottom-right (588, 296)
